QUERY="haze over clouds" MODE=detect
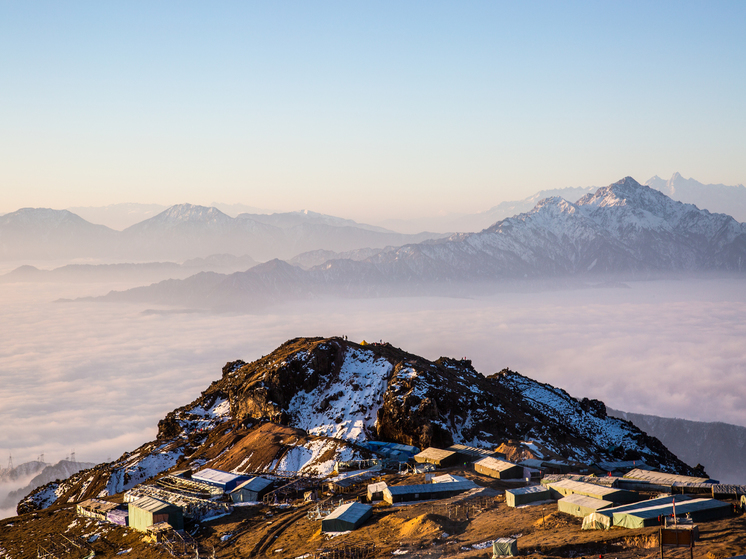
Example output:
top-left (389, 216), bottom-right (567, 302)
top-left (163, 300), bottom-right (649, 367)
top-left (1, 278), bottom-right (744, 472)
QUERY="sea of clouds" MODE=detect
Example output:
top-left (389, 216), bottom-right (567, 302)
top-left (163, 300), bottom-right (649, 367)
top-left (1, 276), bottom-right (745, 516)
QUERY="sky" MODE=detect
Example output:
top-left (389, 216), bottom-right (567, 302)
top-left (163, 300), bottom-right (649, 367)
top-left (1, 1), bottom-right (745, 222)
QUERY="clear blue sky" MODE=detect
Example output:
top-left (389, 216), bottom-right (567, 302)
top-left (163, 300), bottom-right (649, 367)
top-left (1, 1), bottom-right (744, 221)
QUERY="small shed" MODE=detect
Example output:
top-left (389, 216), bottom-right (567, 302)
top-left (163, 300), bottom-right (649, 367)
top-left (545, 479), bottom-right (639, 504)
top-left (321, 502), bottom-right (372, 533)
top-left (383, 480), bottom-right (477, 504)
top-left (230, 476), bottom-right (273, 503)
top-left (557, 494), bottom-right (614, 518)
top-left (492, 537), bottom-right (518, 557)
top-left (474, 457), bottom-right (523, 480)
top-left (414, 447), bottom-right (459, 468)
top-left (128, 496), bottom-right (184, 532)
top-left (367, 482), bottom-right (387, 502)
top-left (191, 468), bottom-right (249, 493)
top-left (505, 485), bottom-right (551, 508)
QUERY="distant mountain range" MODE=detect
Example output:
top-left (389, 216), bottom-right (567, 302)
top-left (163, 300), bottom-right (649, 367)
top-left (0, 205), bottom-right (444, 263)
top-left (608, 409), bottom-right (746, 485)
top-left (90, 177), bottom-right (746, 309)
top-left (646, 172), bottom-right (746, 223)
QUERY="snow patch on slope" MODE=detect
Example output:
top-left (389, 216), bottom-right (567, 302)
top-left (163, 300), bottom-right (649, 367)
top-left (287, 347), bottom-right (392, 441)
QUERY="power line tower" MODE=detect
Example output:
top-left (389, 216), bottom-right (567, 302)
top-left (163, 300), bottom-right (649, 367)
top-left (70, 450), bottom-right (76, 463)
top-left (7, 452), bottom-right (13, 471)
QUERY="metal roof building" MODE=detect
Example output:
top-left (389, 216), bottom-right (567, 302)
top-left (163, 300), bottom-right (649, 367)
top-left (76, 498), bottom-right (120, 521)
top-left (321, 502), bottom-right (372, 533)
top-left (474, 457), bottom-right (523, 480)
top-left (558, 494), bottom-right (614, 518)
top-left (608, 497), bottom-right (731, 528)
top-left (383, 480), bottom-right (477, 504)
top-left (446, 444), bottom-right (502, 463)
top-left (544, 479), bottom-right (639, 504)
top-left (230, 476), bottom-right (273, 503)
top-left (191, 468), bottom-right (249, 493)
top-left (623, 469), bottom-right (717, 486)
top-left (128, 496), bottom-right (184, 532)
top-left (505, 485), bottom-right (552, 508)
top-left (414, 447), bottom-right (460, 468)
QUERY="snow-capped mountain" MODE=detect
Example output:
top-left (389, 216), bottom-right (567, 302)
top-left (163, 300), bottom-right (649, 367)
top-left (94, 177), bottom-right (746, 309)
top-left (646, 172), bottom-right (746, 223)
top-left (18, 336), bottom-right (697, 514)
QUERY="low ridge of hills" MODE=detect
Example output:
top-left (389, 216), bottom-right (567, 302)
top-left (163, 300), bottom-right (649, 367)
top-left (0, 205), bottom-right (444, 263)
top-left (608, 408), bottom-right (746, 485)
top-left (18, 336), bottom-right (698, 515)
top-left (91, 177), bottom-right (746, 310)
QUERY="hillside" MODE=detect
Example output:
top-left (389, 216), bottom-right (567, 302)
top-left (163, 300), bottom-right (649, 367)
top-left (18, 336), bottom-right (697, 515)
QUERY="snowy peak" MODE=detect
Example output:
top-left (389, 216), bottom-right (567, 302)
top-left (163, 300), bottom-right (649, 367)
top-left (128, 204), bottom-right (232, 229)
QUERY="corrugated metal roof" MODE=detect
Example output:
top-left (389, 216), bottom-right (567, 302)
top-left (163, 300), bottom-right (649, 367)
top-left (475, 457), bottom-right (520, 472)
top-left (131, 496), bottom-right (174, 513)
top-left (611, 497), bottom-right (729, 521)
top-left (559, 494), bottom-right (613, 510)
top-left (432, 474), bottom-right (470, 484)
top-left (415, 447), bottom-right (456, 461)
top-left (367, 482), bottom-right (387, 493)
top-left (231, 476), bottom-right (272, 493)
top-left (385, 480), bottom-right (477, 496)
top-left (447, 444), bottom-right (495, 458)
top-left (192, 468), bottom-right (246, 486)
top-left (324, 502), bottom-right (372, 523)
top-left (623, 468), bottom-right (714, 486)
top-left (547, 479), bottom-right (620, 497)
top-left (601, 495), bottom-right (690, 515)
top-left (507, 485), bottom-right (551, 496)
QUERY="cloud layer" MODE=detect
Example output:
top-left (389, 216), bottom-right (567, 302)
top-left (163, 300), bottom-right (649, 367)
top-left (1, 277), bottom-right (744, 476)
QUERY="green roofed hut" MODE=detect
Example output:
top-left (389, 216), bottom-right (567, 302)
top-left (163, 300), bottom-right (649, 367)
top-left (558, 494), bottom-right (614, 518)
top-left (128, 496), bottom-right (183, 532)
top-left (544, 479), bottom-right (639, 504)
top-left (492, 537), bottom-right (518, 557)
top-left (505, 485), bottom-right (551, 508)
top-left (474, 457), bottom-right (523, 480)
top-left (414, 447), bottom-right (459, 468)
top-left (321, 502), bottom-right (372, 533)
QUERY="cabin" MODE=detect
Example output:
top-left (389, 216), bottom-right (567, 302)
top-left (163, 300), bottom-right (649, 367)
top-left (367, 481), bottom-right (387, 502)
top-left (230, 476), bottom-right (273, 503)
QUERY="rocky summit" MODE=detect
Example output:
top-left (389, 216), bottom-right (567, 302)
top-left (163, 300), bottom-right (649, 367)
top-left (19, 337), bottom-right (696, 515)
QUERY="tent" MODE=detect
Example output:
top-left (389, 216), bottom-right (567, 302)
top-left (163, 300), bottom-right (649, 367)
top-left (492, 537), bottom-right (518, 557)
top-left (558, 494), bottom-right (613, 518)
top-left (321, 502), bottom-right (372, 533)
top-left (505, 486), bottom-right (551, 508)
top-left (474, 457), bottom-right (523, 479)
top-left (545, 479), bottom-right (638, 504)
top-left (582, 512), bottom-right (612, 530)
